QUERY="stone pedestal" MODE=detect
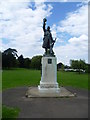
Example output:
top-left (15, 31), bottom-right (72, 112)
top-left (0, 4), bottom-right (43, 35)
top-left (26, 56), bottom-right (75, 97)
top-left (38, 56), bottom-right (60, 93)
top-left (25, 17), bottom-right (76, 97)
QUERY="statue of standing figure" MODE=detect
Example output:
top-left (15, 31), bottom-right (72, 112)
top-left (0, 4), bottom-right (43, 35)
top-left (42, 18), bottom-right (56, 56)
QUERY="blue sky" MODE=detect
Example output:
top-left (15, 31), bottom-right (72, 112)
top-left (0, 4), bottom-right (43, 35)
top-left (46, 2), bottom-right (81, 26)
top-left (0, 1), bottom-right (88, 65)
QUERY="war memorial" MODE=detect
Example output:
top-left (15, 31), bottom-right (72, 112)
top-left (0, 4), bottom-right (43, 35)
top-left (26, 18), bottom-right (75, 97)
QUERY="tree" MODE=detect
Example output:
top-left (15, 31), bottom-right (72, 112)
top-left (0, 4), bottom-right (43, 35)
top-left (30, 55), bottom-right (42, 70)
top-left (70, 59), bottom-right (86, 74)
top-left (24, 58), bottom-right (31, 68)
top-left (4, 48), bottom-right (18, 57)
top-left (2, 48), bottom-right (18, 69)
top-left (18, 55), bottom-right (24, 68)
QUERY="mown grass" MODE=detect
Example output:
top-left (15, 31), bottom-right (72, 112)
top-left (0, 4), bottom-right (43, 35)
top-left (2, 68), bottom-right (41, 90)
top-left (2, 68), bottom-right (88, 90)
top-left (2, 105), bottom-right (20, 119)
top-left (57, 71), bottom-right (88, 89)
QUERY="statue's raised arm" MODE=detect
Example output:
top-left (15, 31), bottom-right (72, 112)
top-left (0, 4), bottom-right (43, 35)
top-left (43, 18), bottom-right (47, 32)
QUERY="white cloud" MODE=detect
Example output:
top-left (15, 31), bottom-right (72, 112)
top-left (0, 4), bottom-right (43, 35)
top-left (0, 1), bottom-right (53, 58)
top-left (68, 34), bottom-right (88, 45)
top-left (51, 24), bottom-right (57, 38)
top-left (57, 4), bottom-right (88, 36)
top-left (55, 34), bottom-right (88, 65)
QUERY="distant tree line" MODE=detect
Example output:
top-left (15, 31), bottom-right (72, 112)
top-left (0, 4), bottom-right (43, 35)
top-left (1, 48), bottom-right (90, 73)
top-left (57, 60), bottom-right (89, 73)
top-left (2, 48), bottom-right (42, 70)
top-left (70, 59), bottom-right (89, 73)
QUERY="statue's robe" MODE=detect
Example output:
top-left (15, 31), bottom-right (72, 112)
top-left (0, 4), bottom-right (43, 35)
top-left (42, 31), bottom-right (50, 49)
top-left (42, 21), bottom-right (54, 50)
top-left (42, 30), bottom-right (54, 49)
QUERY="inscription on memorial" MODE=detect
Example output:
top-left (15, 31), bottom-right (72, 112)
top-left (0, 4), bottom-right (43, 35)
top-left (48, 59), bottom-right (52, 64)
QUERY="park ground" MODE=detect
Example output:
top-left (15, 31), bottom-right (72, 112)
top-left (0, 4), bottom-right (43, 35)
top-left (2, 69), bottom-right (89, 118)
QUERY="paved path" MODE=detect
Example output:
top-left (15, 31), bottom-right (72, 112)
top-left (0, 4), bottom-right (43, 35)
top-left (2, 86), bottom-right (88, 118)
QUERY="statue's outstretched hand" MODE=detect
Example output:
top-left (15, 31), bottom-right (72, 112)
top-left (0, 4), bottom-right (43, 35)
top-left (43, 18), bottom-right (47, 23)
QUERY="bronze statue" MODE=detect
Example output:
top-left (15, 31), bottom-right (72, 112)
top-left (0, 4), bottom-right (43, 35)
top-left (42, 18), bottom-right (56, 56)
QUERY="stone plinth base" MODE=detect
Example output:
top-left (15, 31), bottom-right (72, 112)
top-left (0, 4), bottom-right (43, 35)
top-left (26, 87), bottom-right (75, 98)
top-left (38, 81), bottom-right (59, 88)
top-left (38, 56), bottom-right (59, 92)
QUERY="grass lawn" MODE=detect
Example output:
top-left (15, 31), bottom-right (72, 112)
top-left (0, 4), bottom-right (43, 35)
top-left (57, 71), bottom-right (88, 89)
top-left (2, 105), bottom-right (20, 119)
top-left (2, 68), bottom-right (41, 90)
top-left (2, 68), bottom-right (88, 90)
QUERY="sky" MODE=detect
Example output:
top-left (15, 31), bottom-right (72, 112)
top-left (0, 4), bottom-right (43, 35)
top-left (0, 0), bottom-right (88, 65)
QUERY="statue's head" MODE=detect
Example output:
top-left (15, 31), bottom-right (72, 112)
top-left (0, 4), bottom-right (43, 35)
top-left (47, 26), bottom-right (50, 31)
